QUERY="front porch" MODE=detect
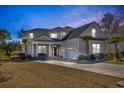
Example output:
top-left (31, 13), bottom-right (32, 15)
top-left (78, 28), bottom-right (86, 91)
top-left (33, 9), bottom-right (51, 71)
top-left (29, 41), bottom-right (63, 58)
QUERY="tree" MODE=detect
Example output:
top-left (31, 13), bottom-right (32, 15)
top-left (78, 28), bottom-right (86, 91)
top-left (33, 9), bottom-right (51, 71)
top-left (22, 37), bottom-right (31, 56)
top-left (0, 29), bottom-right (11, 42)
top-left (82, 34), bottom-right (92, 57)
top-left (18, 29), bottom-right (25, 38)
top-left (112, 21), bottom-right (119, 33)
top-left (111, 34), bottom-right (123, 59)
top-left (101, 13), bottom-right (114, 30)
top-left (0, 41), bottom-right (22, 57)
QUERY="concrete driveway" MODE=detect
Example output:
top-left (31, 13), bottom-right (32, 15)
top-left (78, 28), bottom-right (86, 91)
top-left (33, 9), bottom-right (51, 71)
top-left (37, 60), bottom-right (124, 78)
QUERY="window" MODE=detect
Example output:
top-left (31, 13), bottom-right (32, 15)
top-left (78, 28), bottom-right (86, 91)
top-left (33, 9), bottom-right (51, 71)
top-left (61, 32), bottom-right (66, 38)
top-left (92, 44), bottom-right (100, 54)
top-left (38, 45), bottom-right (47, 54)
top-left (92, 28), bottom-right (96, 37)
top-left (50, 33), bottom-right (57, 38)
top-left (29, 33), bottom-right (33, 39)
top-left (62, 32), bottom-right (66, 35)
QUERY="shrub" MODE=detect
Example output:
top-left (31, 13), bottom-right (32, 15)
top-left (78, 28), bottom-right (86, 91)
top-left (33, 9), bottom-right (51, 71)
top-left (107, 50), bottom-right (115, 59)
top-left (0, 50), bottom-right (10, 60)
top-left (89, 54), bottom-right (96, 60)
top-left (116, 53), bottom-right (120, 59)
top-left (25, 55), bottom-right (32, 60)
top-left (99, 53), bottom-right (107, 58)
top-left (78, 55), bottom-right (89, 60)
top-left (120, 51), bottom-right (124, 58)
top-left (18, 53), bottom-right (25, 60)
top-left (38, 53), bottom-right (47, 60)
top-left (0, 55), bottom-right (10, 60)
top-left (0, 49), bottom-right (6, 55)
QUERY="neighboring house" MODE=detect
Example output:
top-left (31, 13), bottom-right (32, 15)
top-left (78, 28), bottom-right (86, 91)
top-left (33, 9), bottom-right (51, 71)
top-left (22, 22), bottom-right (124, 60)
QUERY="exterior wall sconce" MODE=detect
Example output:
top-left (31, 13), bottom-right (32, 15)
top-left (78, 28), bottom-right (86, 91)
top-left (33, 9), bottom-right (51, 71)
top-left (54, 45), bottom-right (57, 47)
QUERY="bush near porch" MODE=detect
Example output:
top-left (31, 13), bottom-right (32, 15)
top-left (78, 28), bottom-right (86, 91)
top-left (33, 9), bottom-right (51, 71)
top-left (78, 53), bottom-right (108, 61)
top-left (0, 49), bottom-right (10, 61)
top-left (78, 55), bottom-right (89, 60)
top-left (120, 51), bottom-right (124, 58)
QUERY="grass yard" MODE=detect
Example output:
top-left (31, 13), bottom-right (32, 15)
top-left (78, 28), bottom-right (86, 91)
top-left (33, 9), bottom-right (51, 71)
top-left (0, 61), bottom-right (122, 88)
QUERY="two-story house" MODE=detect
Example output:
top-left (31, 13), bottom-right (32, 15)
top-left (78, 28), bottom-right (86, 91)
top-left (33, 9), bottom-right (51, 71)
top-left (22, 22), bottom-right (124, 60)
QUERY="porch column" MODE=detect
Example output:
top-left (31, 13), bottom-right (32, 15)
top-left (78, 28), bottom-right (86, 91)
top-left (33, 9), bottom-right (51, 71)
top-left (36, 44), bottom-right (38, 57)
top-left (32, 44), bottom-right (34, 57)
top-left (52, 44), bottom-right (54, 57)
top-left (28, 45), bottom-right (31, 55)
top-left (49, 44), bottom-right (52, 57)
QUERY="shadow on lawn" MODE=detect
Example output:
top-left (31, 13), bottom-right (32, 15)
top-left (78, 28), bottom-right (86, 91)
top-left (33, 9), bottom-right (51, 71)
top-left (0, 72), bottom-right (13, 83)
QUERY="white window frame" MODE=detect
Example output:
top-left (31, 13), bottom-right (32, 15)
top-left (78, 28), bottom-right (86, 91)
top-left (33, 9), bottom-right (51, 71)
top-left (38, 45), bottom-right (47, 54)
top-left (29, 33), bottom-right (33, 39)
top-left (62, 32), bottom-right (66, 35)
top-left (50, 33), bottom-right (57, 38)
top-left (92, 44), bottom-right (101, 54)
top-left (92, 28), bottom-right (96, 37)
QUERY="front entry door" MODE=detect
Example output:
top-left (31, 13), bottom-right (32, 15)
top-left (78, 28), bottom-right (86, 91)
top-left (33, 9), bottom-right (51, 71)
top-left (54, 45), bottom-right (59, 56)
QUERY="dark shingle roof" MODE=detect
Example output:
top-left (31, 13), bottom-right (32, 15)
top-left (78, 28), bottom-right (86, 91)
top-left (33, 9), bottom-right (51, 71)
top-left (25, 28), bottom-right (50, 33)
top-left (24, 28), bottom-right (50, 39)
top-left (65, 22), bottom-right (97, 40)
top-left (51, 26), bottom-right (74, 33)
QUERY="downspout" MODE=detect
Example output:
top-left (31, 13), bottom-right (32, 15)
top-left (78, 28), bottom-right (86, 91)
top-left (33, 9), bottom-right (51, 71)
top-left (77, 38), bottom-right (80, 60)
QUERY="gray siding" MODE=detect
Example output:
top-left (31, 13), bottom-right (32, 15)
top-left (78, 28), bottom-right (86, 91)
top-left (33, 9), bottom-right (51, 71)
top-left (81, 23), bottom-right (107, 39)
top-left (79, 39), bottom-right (108, 56)
top-left (119, 42), bottom-right (124, 51)
top-left (89, 40), bottom-right (108, 54)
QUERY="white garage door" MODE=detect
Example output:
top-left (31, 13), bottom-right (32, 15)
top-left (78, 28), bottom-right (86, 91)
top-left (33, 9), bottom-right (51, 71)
top-left (65, 49), bottom-right (77, 60)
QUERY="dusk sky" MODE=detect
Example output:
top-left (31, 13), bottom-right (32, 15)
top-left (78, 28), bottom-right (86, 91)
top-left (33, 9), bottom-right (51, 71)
top-left (0, 5), bottom-right (124, 39)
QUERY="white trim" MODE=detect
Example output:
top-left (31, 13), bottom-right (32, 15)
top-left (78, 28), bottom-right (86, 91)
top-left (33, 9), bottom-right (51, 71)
top-left (49, 44), bottom-right (52, 57)
top-left (36, 44), bottom-right (38, 57)
top-left (32, 44), bottom-right (34, 57)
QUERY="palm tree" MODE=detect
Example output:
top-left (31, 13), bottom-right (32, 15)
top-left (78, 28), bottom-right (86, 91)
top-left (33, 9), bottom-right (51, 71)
top-left (22, 37), bottom-right (31, 56)
top-left (82, 34), bottom-right (92, 57)
top-left (111, 34), bottom-right (123, 59)
top-left (0, 29), bottom-right (11, 43)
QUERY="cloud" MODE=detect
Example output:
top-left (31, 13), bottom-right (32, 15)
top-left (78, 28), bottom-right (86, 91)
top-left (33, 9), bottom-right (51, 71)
top-left (119, 20), bottom-right (124, 26)
top-left (62, 5), bottom-right (118, 27)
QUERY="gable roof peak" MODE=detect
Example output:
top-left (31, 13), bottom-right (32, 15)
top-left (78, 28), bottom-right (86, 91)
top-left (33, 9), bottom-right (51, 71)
top-left (64, 26), bottom-right (74, 28)
top-left (65, 21), bottom-right (101, 40)
top-left (52, 27), bottom-right (63, 30)
top-left (30, 28), bottom-right (50, 30)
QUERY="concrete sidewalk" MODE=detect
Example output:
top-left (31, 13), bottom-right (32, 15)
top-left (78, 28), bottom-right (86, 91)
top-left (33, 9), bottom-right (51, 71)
top-left (37, 60), bottom-right (124, 78)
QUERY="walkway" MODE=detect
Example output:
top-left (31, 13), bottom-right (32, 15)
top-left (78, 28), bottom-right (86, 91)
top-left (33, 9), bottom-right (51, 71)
top-left (37, 60), bottom-right (124, 78)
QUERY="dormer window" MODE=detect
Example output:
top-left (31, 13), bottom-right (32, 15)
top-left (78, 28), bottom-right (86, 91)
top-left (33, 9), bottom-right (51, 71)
top-left (50, 33), bottom-right (57, 38)
top-left (29, 33), bottom-right (33, 39)
top-left (62, 32), bottom-right (66, 35)
top-left (92, 28), bottom-right (96, 37)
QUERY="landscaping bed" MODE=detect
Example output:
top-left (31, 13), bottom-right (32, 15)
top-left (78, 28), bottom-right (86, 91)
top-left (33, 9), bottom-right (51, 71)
top-left (105, 60), bottom-right (124, 65)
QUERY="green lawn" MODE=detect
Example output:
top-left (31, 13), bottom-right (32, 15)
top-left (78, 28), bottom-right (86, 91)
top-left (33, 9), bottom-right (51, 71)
top-left (0, 62), bottom-right (122, 88)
